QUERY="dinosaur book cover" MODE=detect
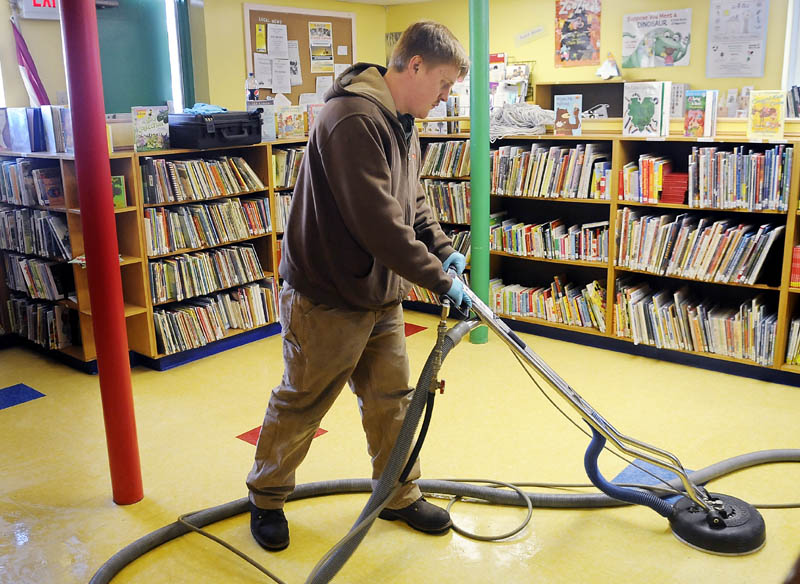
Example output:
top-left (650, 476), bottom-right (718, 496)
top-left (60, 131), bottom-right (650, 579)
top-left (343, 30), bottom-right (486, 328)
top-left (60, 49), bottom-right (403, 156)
top-left (623, 82), bottom-right (672, 137)
top-left (554, 94), bottom-right (583, 136)
top-left (622, 10), bottom-right (692, 68)
top-left (747, 90), bottom-right (786, 140)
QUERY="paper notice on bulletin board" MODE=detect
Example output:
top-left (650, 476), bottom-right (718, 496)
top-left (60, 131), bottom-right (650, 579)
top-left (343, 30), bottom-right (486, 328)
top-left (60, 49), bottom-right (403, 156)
top-left (254, 52), bottom-right (273, 89)
top-left (706, 0), bottom-right (768, 78)
top-left (268, 23), bottom-right (289, 59)
top-left (309, 21), bottom-right (334, 73)
top-left (288, 40), bottom-right (303, 86)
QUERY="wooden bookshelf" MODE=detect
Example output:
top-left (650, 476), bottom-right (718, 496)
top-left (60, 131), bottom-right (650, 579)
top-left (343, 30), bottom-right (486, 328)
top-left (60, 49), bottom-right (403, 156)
top-left (416, 130), bottom-right (800, 376)
top-left (1, 141), bottom-right (284, 368)
top-left (134, 142), bottom-right (281, 361)
top-left (1, 151), bottom-right (145, 362)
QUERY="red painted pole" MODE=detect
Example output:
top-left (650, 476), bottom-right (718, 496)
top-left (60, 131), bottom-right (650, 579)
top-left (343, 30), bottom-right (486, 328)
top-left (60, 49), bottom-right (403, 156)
top-left (60, 0), bottom-right (143, 504)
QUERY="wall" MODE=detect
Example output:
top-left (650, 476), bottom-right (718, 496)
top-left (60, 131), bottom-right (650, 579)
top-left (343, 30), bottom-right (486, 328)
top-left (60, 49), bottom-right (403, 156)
top-left (197, 0), bottom-right (386, 110)
top-left (386, 0), bottom-right (790, 95)
top-left (0, 3), bottom-right (173, 113)
top-left (0, 7), bottom-right (67, 107)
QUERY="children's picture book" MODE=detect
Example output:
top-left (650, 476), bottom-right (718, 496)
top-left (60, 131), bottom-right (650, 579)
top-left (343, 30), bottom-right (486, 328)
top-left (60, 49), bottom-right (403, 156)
top-left (747, 90), bottom-right (786, 140)
top-left (623, 82), bottom-right (672, 137)
top-left (275, 105), bottom-right (306, 139)
top-left (554, 94), bottom-right (582, 136)
top-left (111, 175), bottom-right (127, 208)
top-left (246, 100), bottom-right (276, 142)
top-left (32, 167), bottom-right (65, 207)
top-left (7, 108), bottom-right (32, 152)
top-left (683, 90), bottom-right (718, 137)
top-left (132, 106), bottom-right (170, 152)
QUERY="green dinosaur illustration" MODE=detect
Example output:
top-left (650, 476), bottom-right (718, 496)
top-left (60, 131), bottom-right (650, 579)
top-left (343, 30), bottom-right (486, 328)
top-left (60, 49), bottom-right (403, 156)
top-left (623, 28), bottom-right (690, 68)
top-left (627, 95), bottom-right (656, 132)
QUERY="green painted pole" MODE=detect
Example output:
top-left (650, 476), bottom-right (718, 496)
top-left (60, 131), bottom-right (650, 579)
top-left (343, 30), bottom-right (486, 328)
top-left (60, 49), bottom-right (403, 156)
top-left (469, 0), bottom-right (489, 344)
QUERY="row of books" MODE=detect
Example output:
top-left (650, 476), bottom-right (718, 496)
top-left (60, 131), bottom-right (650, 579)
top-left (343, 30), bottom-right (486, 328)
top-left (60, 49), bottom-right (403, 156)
top-left (0, 106), bottom-right (74, 153)
top-left (6, 297), bottom-right (73, 350)
top-left (141, 156), bottom-right (265, 205)
top-left (688, 145), bottom-right (793, 211)
top-left (0, 160), bottom-right (65, 207)
top-left (422, 180), bottom-right (470, 224)
top-left (489, 277), bottom-right (607, 331)
top-left (620, 154), bottom-right (676, 204)
top-left (490, 144), bottom-right (611, 200)
top-left (153, 281), bottom-right (277, 355)
top-left (786, 86), bottom-right (800, 119)
top-left (273, 148), bottom-right (305, 189)
top-left (3, 253), bottom-right (71, 301)
top-left (615, 209), bottom-right (784, 285)
top-left (785, 316), bottom-right (800, 365)
top-left (614, 279), bottom-right (777, 366)
top-left (0, 207), bottom-right (71, 261)
top-left (143, 197), bottom-right (269, 256)
top-left (791, 246), bottom-right (800, 288)
top-left (423, 94), bottom-right (468, 134)
top-left (406, 272), bottom-right (471, 305)
top-left (420, 140), bottom-right (471, 178)
top-left (275, 194), bottom-right (291, 233)
top-left (448, 229), bottom-right (472, 263)
top-left (149, 244), bottom-right (265, 305)
top-left (490, 214), bottom-right (609, 263)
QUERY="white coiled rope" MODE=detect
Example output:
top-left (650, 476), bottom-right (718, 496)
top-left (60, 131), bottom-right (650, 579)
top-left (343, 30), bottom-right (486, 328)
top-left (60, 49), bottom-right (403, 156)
top-left (489, 103), bottom-right (555, 141)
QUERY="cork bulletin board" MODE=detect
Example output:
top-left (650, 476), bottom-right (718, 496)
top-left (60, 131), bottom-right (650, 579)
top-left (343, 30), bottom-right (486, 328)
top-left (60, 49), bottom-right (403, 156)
top-left (243, 4), bottom-right (357, 105)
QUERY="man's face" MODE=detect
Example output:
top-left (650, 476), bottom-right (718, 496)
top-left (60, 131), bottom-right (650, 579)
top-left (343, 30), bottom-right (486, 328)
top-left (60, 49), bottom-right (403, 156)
top-left (408, 60), bottom-right (461, 119)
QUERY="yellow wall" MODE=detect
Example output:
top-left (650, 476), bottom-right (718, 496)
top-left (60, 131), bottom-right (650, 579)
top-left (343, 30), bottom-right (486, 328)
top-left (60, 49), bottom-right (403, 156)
top-left (0, 11), bottom-right (67, 108)
top-left (386, 0), bottom-right (790, 94)
top-left (199, 0), bottom-right (387, 110)
top-left (0, 1), bottom-right (792, 110)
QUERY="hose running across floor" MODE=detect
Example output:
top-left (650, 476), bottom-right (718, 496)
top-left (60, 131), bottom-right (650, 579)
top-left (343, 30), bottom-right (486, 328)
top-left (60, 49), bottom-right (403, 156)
top-left (89, 315), bottom-right (800, 584)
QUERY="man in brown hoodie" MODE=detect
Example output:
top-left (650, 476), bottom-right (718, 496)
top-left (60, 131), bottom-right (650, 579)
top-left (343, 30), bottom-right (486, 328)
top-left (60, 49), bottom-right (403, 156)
top-left (246, 22), bottom-right (471, 551)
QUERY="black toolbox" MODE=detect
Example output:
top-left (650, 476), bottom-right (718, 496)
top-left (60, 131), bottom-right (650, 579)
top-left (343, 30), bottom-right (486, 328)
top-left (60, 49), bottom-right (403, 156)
top-left (168, 111), bottom-right (262, 149)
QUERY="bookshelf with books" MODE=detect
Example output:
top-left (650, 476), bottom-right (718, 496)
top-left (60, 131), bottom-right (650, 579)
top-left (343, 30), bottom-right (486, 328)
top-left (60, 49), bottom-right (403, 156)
top-left (406, 133), bottom-right (473, 313)
top-left (0, 150), bottom-right (146, 368)
top-left (410, 124), bottom-right (800, 382)
top-left (133, 142), bottom-right (281, 364)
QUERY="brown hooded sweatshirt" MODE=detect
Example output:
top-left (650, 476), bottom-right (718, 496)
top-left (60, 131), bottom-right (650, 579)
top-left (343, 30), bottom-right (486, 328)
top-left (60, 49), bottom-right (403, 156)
top-left (279, 63), bottom-right (457, 310)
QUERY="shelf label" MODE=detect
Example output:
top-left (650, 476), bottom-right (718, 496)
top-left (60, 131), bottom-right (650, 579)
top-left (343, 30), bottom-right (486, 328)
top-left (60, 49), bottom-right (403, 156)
top-left (696, 137), bottom-right (715, 142)
top-left (645, 137), bottom-right (667, 141)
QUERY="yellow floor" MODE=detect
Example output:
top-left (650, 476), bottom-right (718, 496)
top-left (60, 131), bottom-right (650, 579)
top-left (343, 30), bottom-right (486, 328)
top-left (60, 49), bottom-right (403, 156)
top-left (1, 310), bottom-right (799, 584)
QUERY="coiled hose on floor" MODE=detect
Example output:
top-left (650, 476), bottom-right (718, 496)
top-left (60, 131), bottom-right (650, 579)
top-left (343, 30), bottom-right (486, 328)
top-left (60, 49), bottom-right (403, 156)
top-left (89, 317), bottom-right (800, 584)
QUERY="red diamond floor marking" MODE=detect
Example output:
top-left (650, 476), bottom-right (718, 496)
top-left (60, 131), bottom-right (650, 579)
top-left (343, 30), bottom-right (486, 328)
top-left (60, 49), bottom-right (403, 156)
top-left (237, 426), bottom-right (327, 445)
top-left (404, 322), bottom-right (427, 337)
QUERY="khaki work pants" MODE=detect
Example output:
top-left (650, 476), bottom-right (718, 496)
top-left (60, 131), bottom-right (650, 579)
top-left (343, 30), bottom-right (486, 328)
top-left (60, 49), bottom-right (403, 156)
top-left (247, 285), bottom-right (422, 510)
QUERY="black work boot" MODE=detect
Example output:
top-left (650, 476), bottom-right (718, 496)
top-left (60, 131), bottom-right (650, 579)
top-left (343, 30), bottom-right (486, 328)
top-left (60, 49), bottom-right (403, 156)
top-left (378, 497), bottom-right (452, 534)
top-left (249, 502), bottom-right (290, 551)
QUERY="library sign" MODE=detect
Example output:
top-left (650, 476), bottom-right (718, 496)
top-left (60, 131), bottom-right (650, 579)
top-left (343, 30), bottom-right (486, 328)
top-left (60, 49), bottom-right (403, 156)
top-left (20, 0), bottom-right (60, 20)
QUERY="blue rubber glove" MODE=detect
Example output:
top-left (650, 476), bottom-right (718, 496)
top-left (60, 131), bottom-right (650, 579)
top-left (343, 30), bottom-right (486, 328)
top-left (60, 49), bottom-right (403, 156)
top-left (445, 278), bottom-right (472, 309)
top-left (442, 251), bottom-right (467, 275)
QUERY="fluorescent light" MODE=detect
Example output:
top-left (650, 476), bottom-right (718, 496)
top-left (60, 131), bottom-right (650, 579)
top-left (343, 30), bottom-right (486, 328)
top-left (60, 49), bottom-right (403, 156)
top-left (165, 0), bottom-right (184, 113)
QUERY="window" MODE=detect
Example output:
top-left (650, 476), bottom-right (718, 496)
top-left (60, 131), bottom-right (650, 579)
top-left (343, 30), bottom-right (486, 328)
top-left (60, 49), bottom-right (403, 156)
top-left (782, 0), bottom-right (800, 90)
top-left (165, 0), bottom-right (184, 113)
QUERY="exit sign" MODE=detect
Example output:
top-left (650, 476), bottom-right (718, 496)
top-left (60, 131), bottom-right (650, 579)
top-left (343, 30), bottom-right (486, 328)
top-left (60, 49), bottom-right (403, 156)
top-left (20, 0), bottom-right (60, 20)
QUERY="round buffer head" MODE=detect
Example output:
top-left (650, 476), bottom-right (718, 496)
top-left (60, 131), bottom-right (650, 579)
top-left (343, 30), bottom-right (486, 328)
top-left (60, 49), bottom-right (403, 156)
top-left (669, 493), bottom-right (766, 556)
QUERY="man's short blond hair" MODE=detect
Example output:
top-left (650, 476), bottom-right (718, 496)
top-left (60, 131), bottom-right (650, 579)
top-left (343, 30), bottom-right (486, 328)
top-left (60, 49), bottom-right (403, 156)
top-left (389, 21), bottom-right (469, 77)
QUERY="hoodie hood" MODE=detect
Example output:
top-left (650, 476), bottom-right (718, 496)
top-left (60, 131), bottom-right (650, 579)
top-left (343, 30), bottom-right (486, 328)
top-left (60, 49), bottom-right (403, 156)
top-left (325, 63), bottom-right (401, 127)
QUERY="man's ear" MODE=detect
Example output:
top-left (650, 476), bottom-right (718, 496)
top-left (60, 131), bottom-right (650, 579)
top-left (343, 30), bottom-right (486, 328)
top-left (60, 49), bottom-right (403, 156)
top-left (409, 55), bottom-right (423, 74)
